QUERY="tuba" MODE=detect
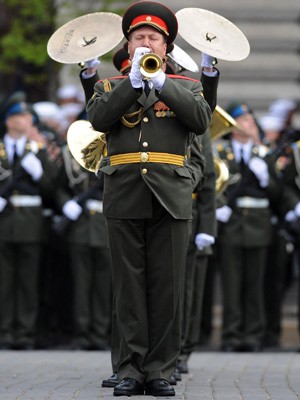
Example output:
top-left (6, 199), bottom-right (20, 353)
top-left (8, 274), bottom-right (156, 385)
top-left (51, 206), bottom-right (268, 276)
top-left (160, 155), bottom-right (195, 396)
top-left (209, 106), bottom-right (238, 195)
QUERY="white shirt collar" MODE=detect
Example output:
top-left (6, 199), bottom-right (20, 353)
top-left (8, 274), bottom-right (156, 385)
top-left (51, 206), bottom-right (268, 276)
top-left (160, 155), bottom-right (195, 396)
top-left (4, 134), bottom-right (27, 163)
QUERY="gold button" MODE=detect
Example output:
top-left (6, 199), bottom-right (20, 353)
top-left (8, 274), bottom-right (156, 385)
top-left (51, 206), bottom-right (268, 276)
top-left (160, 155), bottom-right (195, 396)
top-left (142, 142), bottom-right (148, 147)
top-left (142, 168), bottom-right (148, 174)
top-left (143, 117), bottom-right (149, 122)
top-left (140, 152), bottom-right (149, 162)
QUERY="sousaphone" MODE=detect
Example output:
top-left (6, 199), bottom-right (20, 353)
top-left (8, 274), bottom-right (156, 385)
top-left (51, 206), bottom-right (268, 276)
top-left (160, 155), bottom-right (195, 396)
top-left (67, 120), bottom-right (106, 172)
top-left (47, 12), bottom-right (124, 64)
top-left (176, 8), bottom-right (250, 61)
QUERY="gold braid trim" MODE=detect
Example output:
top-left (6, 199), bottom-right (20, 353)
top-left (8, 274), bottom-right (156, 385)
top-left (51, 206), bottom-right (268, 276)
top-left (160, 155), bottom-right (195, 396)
top-left (102, 78), bottom-right (143, 129)
top-left (102, 79), bottom-right (112, 92)
top-left (121, 108), bottom-right (144, 128)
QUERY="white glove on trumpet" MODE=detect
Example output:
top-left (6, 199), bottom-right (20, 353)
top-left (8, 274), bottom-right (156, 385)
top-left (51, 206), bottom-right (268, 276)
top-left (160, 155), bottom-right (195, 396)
top-left (21, 152), bottom-right (43, 181)
top-left (248, 157), bottom-right (269, 187)
top-left (129, 47), bottom-right (150, 88)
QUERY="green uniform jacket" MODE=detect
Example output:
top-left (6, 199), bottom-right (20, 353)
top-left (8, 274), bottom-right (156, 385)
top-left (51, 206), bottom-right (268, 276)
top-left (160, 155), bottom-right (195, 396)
top-left (54, 147), bottom-right (107, 248)
top-left (87, 75), bottom-right (211, 220)
top-left (216, 141), bottom-right (281, 247)
top-left (0, 140), bottom-right (54, 242)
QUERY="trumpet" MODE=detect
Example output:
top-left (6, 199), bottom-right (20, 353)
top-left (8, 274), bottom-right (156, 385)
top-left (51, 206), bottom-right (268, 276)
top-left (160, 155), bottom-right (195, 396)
top-left (140, 53), bottom-right (163, 78)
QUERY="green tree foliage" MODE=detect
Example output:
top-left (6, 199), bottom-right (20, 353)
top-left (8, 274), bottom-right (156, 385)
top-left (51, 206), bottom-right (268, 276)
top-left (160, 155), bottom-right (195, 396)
top-left (0, 0), bottom-right (55, 71)
top-left (0, 0), bottom-right (131, 89)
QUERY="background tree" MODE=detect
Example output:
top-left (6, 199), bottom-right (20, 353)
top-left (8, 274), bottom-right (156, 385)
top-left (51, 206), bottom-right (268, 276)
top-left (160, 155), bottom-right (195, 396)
top-left (0, 0), bottom-right (130, 103)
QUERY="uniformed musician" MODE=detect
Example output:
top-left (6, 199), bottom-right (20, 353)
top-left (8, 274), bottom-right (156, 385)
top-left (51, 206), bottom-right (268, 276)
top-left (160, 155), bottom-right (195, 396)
top-left (86, 1), bottom-right (212, 396)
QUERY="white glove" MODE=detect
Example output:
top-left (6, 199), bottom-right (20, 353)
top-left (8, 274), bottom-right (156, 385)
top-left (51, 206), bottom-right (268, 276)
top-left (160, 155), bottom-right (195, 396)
top-left (0, 196), bottom-right (7, 213)
top-left (285, 210), bottom-right (297, 222)
top-left (248, 157), bottom-right (269, 187)
top-left (151, 70), bottom-right (166, 91)
top-left (21, 152), bottom-right (43, 181)
top-left (216, 205), bottom-right (232, 223)
top-left (81, 58), bottom-right (101, 79)
top-left (195, 233), bottom-right (215, 250)
top-left (62, 200), bottom-right (82, 221)
top-left (294, 202), bottom-right (300, 217)
top-left (201, 52), bottom-right (216, 69)
top-left (129, 47), bottom-right (150, 88)
top-left (85, 58), bottom-right (101, 69)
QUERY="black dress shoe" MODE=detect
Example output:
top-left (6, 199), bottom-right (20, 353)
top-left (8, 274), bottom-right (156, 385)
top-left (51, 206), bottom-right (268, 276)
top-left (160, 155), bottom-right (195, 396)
top-left (220, 343), bottom-right (240, 352)
top-left (14, 342), bottom-right (35, 350)
top-left (177, 360), bottom-right (189, 374)
top-left (170, 374), bottom-right (177, 385)
top-left (240, 343), bottom-right (263, 352)
top-left (102, 373), bottom-right (120, 388)
top-left (145, 379), bottom-right (175, 397)
top-left (113, 378), bottom-right (144, 396)
top-left (173, 368), bottom-right (182, 381)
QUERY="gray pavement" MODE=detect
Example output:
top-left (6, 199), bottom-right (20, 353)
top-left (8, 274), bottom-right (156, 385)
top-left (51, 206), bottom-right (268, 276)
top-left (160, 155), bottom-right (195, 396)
top-left (1, 350), bottom-right (300, 400)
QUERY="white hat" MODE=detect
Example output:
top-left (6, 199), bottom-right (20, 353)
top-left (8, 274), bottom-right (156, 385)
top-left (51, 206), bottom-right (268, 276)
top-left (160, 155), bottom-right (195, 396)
top-left (57, 84), bottom-right (82, 100)
top-left (259, 115), bottom-right (285, 132)
top-left (60, 102), bottom-right (83, 118)
top-left (33, 101), bottom-right (61, 120)
top-left (268, 99), bottom-right (297, 120)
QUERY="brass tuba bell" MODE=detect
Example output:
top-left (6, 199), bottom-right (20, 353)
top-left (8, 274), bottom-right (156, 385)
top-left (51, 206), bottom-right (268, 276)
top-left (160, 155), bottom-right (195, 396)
top-left (140, 53), bottom-right (163, 78)
top-left (209, 105), bottom-right (237, 195)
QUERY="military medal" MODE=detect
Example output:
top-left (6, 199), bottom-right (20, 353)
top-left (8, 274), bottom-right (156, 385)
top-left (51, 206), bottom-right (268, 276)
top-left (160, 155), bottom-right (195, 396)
top-left (154, 101), bottom-right (171, 118)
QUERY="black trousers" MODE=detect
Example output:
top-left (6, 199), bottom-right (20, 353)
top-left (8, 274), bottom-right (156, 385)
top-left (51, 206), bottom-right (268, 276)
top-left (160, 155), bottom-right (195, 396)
top-left (0, 242), bottom-right (41, 346)
top-left (106, 197), bottom-right (189, 384)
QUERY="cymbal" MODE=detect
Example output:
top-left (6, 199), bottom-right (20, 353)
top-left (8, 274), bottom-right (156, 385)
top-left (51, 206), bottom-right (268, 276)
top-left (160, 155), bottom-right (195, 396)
top-left (67, 120), bottom-right (106, 172)
top-left (47, 12), bottom-right (124, 64)
top-left (168, 44), bottom-right (199, 73)
top-left (176, 8), bottom-right (250, 61)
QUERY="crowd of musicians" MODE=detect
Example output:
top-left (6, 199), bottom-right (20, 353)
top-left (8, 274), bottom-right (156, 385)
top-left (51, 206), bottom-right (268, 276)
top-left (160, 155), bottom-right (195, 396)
top-left (0, 7), bottom-right (299, 387)
top-left (0, 82), bottom-right (299, 356)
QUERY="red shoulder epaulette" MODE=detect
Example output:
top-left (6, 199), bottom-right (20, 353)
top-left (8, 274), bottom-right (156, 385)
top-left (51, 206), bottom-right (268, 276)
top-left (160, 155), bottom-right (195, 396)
top-left (97, 75), bottom-right (127, 83)
top-left (166, 74), bottom-right (200, 83)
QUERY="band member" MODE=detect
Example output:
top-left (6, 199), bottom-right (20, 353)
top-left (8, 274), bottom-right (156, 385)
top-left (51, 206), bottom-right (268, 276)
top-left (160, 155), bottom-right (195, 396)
top-left (86, 1), bottom-right (211, 396)
top-left (215, 101), bottom-right (281, 352)
top-left (0, 94), bottom-right (54, 350)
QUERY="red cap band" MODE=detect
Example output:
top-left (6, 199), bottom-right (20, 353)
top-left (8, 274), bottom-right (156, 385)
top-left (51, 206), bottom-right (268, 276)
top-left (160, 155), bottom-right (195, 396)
top-left (120, 59), bottom-right (131, 73)
top-left (128, 14), bottom-right (169, 36)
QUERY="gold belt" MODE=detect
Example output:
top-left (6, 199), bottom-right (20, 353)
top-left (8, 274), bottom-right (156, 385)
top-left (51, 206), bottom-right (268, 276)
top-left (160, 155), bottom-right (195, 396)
top-left (110, 152), bottom-right (185, 166)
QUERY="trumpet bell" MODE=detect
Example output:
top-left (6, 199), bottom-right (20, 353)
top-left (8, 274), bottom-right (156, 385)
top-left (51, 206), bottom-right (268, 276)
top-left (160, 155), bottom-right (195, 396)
top-left (140, 53), bottom-right (163, 78)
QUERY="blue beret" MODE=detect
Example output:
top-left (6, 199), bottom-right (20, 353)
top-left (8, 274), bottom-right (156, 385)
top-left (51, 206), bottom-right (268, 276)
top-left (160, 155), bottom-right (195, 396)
top-left (4, 101), bottom-right (31, 120)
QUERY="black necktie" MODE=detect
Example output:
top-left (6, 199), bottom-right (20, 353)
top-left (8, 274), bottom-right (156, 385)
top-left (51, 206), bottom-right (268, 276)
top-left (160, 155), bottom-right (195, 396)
top-left (12, 143), bottom-right (19, 167)
top-left (240, 147), bottom-right (245, 171)
top-left (143, 80), bottom-right (150, 97)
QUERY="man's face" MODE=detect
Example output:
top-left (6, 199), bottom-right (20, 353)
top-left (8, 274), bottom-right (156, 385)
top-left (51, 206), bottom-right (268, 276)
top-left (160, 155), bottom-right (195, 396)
top-left (5, 112), bottom-right (33, 138)
top-left (128, 26), bottom-right (167, 60)
top-left (232, 113), bottom-right (260, 143)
